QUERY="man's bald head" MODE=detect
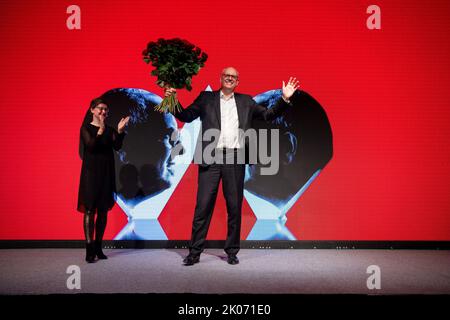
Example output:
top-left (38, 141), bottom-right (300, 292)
top-left (220, 67), bottom-right (240, 94)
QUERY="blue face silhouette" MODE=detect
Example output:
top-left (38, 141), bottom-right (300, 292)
top-left (99, 88), bottom-right (181, 206)
top-left (94, 88), bottom-right (201, 240)
top-left (245, 89), bottom-right (333, 208)
top-left (243, 89), bottom-right (333, 240)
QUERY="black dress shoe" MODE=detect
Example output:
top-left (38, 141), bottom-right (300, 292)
top-left (227, 254), bottom-right (239, 265)
top-left (183, 254), bottom-right (200, 266)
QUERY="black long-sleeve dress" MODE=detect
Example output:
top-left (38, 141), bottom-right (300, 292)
top-left (77, 123), bottom-right (125, 213)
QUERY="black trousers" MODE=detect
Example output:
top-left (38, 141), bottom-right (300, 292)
top-left (189, 160), bottom-right (245, 256)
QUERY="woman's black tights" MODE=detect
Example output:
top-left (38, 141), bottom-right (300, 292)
top-left (84, 210), bottom-right (108, 262)
top-left (84, 210), bottom-right (95, 243)
top-left (83, 210), bottom-right (108, 243)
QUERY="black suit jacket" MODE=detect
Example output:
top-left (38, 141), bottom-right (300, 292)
top-left (172, 90), bottom-right (290, 165)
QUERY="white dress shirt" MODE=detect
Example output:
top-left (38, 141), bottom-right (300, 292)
top-left (216, 91), bottom-right (241, 149)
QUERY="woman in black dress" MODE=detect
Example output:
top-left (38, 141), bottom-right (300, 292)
top-left (78, 98), bottom-right (129, 263)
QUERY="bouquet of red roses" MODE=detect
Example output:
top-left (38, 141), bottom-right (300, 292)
top-left (142, 38), bottom-right (208, 113)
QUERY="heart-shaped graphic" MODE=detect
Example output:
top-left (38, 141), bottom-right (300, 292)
top-left (80, 87), bottom-right (332, 240)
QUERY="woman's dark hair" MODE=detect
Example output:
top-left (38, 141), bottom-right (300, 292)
top-left (90, 97), bottom-right (105, 110)
top-left (79, 97), bottom-right (105, 159)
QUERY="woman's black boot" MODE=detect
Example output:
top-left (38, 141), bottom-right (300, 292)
top-left (85, 242), bottom-right (96, 263)
top-left (95, 240), bottom-right (108, 259)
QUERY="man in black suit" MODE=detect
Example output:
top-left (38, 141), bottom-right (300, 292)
top-left (165, 67), bottom-right (299, 265)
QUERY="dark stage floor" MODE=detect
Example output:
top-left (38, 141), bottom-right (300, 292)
top-left (0, 249), bottom-right (449, 294)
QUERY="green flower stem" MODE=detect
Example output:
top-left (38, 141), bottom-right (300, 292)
top-left (154, 93), bottom-right (182, 114)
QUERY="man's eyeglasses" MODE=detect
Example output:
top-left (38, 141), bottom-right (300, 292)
top-left (222, 73), bottom-right (239, 80)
